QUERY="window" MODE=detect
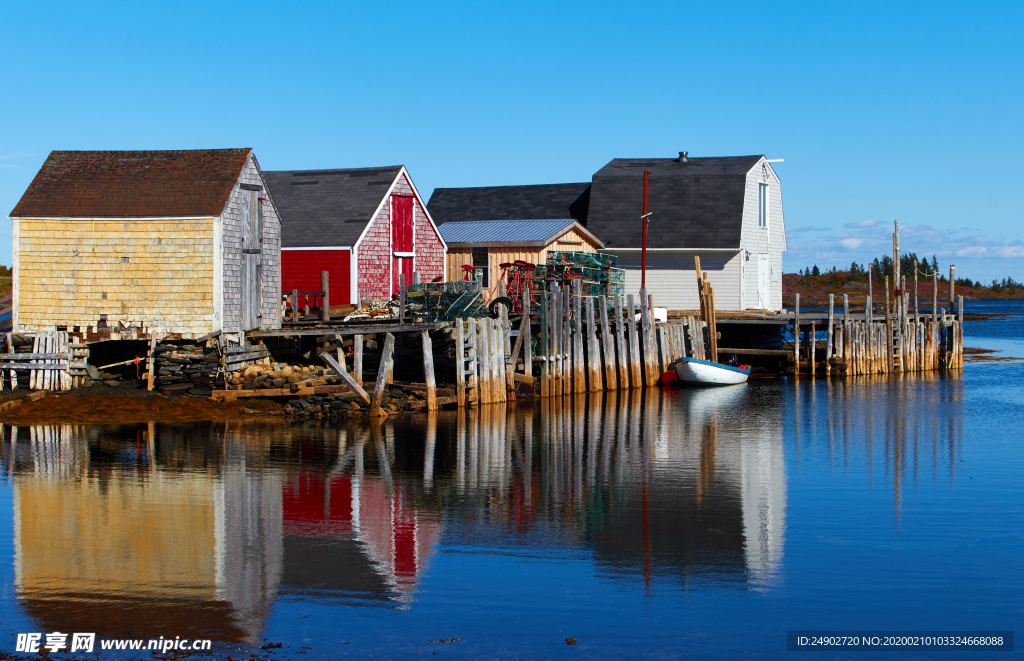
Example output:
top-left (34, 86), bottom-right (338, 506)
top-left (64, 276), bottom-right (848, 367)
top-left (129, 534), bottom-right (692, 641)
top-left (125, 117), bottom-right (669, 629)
top-left (471, 247), bottom-right (489, 288)
top-left (758, 183), bottom-right (769, 228)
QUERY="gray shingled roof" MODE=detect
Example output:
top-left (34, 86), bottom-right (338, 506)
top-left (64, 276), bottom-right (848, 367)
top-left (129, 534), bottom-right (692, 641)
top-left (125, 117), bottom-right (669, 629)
top-left (264, 166), bottom-right (402, 247)
top-left (438, 218), bottom-right (602, 247)
top-left (427, 183), bottom-right (591, 225)
top-left (587, 156), bottom-right (763, 250)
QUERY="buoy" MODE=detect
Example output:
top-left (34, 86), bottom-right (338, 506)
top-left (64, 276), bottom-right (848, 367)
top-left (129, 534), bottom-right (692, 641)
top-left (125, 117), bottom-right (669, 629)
top-left (660, 370), bottom-right (678, 387)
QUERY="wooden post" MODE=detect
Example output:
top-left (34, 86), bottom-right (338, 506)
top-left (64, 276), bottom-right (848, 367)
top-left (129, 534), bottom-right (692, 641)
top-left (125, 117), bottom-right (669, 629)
top-left (949, 265), bottom-right (955, 308)
top-left (477, 319), bottom-right (491, 404)
top-left (456, 321), bottom-right (466, 407)
top-left (913, 261), bottom-right (919, 324)
top-left (369, 333), bottom-right (395, 417)
top-left (412, 271), bottom-right (421, 285)
top-left (353, 335), bottom-right (364, 385)
top-left (522, 287), bottom-right (532, 379)
top-left (826, 294), bottom-right (834, 375)
top-left (495, 317), bottom-right (508, 402)
top-left (147, 333), bottom-right (157, 391)
top-left (614, 294), bottom-right (628, 389)
top-left (626, 294), bottom-right (642, 388)
top-left (399, 273), bottom-right (406, 325)
top-left (809, 321), bottom-right (816, 376)
top-left (292, 289), bottom-right (299, 323)
top-left (540, 291), bottom-right (550, 398)
top-left (598, 295), bottom-right (617, 391)
top-left (707, 286), bottom-right (718, 363)
top-left (885, 276), bottom-right (893, 372)
top-left (321, 271), bottom-right (330, 323)
top-left (6, 333), bottom-right (15, 390)
top-left (422, 330), bottom-right (437, 411)
top-left (585, 297), bottom-right (600, 392)
top-left (694, 256), bottom-right (705, 322)
top-left (957, 295), bottom-right (964, 370)
top-left (321, 352), bottom-right (371, 404)
top-left (639, 289), bottom-right (654, 386)
top-left (551, 288), bottom-right (561, 396)
top-left (573, 280), bottom-right (585, 393)
top-left (793, 293), bottom-right (800, 375)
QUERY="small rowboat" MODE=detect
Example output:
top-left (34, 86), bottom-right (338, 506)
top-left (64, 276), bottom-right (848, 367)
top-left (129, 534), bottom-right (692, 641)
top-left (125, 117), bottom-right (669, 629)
top-left (671, 357), bottom-right (750, 386)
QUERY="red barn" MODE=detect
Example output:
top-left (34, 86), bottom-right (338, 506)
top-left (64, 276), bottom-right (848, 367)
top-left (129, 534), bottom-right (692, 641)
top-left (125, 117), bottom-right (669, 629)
top-left (265, 166), bottom-right (446, 304)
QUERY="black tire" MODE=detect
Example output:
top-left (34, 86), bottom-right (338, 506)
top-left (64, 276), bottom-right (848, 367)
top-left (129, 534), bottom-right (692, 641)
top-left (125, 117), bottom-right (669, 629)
top-left (488, 297), bottom-right (514, 318)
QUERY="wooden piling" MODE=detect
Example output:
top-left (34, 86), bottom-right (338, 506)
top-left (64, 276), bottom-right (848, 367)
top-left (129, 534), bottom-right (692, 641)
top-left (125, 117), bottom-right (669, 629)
top-left (540, 291), bottom-right (550, 398)
top-left (826, 294), bottom-right (834, 375)
top-left (573, 280), bottom-right (585, 393)
top-left (321, 271), bottom-right (330, 323)
top-left (586, 297), bottom-right (601, 392)
top-left (422, 330), bottom-right (437, 411)
top-left (626, 294), bottom-right (642, 388)
top-left (809, 321), bottom-right (816, 376)
top-left (614, 294), bottom-right (628, 389)
top-left (455, 321), bottom-right (466, 407)
top-left (599, 295), bottom-right (617, 391)
top-left (793, 293), bottom-right (800, 375)
top-left (639, 289), bottom-right (656, 386)
top-left (292, 289), bottom-right (299, 323)
top-left (369, 333), bottom-right (395, 418)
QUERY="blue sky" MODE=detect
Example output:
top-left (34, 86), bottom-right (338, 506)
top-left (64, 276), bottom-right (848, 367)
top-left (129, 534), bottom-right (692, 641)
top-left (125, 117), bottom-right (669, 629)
top-left (1, 0), bottom-right (1021, 282)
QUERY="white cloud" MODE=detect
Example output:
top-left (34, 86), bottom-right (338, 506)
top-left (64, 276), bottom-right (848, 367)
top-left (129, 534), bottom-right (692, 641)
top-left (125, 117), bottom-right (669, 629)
top-left (844, 219), bottom-right (878, 229)
top-left (838, 238), bottom-right (864, 250)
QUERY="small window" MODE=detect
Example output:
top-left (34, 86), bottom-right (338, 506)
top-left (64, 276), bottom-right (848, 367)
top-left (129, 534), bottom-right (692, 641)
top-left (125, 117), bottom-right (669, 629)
top-left (758, 183), bottom-right (769, 228)
top-left (471, 248), bottom-right (489, 288)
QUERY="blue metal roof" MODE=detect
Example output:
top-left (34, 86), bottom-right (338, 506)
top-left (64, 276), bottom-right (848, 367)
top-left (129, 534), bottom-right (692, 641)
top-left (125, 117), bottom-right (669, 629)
top-left (438, 218), bottom-right (577, 245)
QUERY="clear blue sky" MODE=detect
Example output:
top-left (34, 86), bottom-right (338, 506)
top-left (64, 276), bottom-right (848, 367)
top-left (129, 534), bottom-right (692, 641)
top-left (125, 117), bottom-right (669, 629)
top-left (2, 1), bottom-right (1021, 282)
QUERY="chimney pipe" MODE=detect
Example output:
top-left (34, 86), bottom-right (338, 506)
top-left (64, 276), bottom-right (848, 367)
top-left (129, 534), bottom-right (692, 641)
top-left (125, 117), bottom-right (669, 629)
top-left (678, 151), bottom-right (688, 162)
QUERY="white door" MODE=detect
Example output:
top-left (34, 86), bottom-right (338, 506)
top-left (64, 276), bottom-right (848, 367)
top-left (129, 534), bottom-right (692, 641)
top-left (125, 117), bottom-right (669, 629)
top-left (757, 254), bottom-right (770, 309)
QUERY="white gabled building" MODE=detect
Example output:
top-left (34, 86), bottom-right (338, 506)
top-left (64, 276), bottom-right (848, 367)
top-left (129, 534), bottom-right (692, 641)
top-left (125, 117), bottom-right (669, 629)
top-left (586, 154), bottom-right (786, 311)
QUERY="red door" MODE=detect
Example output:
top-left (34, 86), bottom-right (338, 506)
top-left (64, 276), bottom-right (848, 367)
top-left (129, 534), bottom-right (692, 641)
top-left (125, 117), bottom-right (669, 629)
top-left (391, 195), bottom-right (414, 294)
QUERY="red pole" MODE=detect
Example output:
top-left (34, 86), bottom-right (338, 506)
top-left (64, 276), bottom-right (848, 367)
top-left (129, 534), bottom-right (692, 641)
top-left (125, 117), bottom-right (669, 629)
top-left (641, 171), bottom-right (650, 290)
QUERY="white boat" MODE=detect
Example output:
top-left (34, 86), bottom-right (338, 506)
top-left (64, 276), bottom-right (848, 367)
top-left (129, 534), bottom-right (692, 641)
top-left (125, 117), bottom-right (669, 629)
top-left (671, 357), bottom-right (750, 386)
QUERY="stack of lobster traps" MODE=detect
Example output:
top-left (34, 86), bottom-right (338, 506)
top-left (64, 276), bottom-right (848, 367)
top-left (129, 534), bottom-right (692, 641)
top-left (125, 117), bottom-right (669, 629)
top-left (531, 251), bottom-right (626, 300)
top-left (405, 281), bottom-right (490, 322)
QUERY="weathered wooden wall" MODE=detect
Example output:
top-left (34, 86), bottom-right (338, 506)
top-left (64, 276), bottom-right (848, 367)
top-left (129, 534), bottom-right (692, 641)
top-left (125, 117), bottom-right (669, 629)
top-left (740, 158), bottom-right (785, 311)
top-left (15, 217), bottom-right (216, 334)
top-left (220, 153), bottom-right (282, 331)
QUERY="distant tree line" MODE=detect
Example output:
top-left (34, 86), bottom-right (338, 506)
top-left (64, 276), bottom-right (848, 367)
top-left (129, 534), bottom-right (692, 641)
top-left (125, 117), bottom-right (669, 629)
top-left (796, 253), bottom-right (1021, 293)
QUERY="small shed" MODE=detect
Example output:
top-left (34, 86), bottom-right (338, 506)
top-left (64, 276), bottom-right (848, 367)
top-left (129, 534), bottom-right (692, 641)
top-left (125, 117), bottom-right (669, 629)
top-left (265, 166), bottom-right (446, 304)
top-left (9, 149), bottom-right (282, 336)
top-left (438, 219), bottom-right (603, 290)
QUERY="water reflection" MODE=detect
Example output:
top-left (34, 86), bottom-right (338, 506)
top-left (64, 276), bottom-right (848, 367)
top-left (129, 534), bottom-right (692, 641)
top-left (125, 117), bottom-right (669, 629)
top-left (0, 377), bottom-right (967, 644)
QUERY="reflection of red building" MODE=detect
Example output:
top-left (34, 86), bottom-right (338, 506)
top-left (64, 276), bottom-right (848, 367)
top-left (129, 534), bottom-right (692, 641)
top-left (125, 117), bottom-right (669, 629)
top-left (282, 469), bottom-right (440, 602)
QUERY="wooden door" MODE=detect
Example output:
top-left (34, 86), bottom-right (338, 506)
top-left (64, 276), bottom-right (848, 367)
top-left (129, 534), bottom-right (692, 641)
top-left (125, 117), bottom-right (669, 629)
top-left (391, 195), bottom-right (414, 294)
top-left (241, 191), bottom-right (262, 330)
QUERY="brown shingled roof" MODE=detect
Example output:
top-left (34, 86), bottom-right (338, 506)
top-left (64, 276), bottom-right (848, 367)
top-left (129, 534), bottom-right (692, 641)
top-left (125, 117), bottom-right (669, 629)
top-left (10, 149), bottom-right (252, 218)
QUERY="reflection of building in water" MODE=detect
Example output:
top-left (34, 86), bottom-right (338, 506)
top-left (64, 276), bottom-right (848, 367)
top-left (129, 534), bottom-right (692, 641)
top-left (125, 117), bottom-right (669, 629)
top-left (277, 424), bottom-right (441, 606)
top-left (445, 388), bottom-right (787, 586)
top-left (6, 423), bottom-right (281, 643)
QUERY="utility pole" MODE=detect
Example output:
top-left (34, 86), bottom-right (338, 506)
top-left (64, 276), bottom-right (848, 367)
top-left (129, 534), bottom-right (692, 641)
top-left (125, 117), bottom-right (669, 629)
top-left (641, 171), bottom-right (651, 290)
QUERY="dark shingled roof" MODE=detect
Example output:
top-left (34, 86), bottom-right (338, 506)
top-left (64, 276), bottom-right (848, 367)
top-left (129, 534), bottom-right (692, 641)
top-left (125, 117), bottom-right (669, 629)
top-left (587, 156), bottom-right (763, 250)
top-left (264, 167), bottom-right (402, 248)
top-left (10, 149), bottom-right (251, 218)
top-left (427, 183), bottom-right (591, 225)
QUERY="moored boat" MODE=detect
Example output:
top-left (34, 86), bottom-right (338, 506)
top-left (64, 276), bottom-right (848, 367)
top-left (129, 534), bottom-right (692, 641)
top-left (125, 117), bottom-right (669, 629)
top-left (671, 357), bottom-right (750, 386)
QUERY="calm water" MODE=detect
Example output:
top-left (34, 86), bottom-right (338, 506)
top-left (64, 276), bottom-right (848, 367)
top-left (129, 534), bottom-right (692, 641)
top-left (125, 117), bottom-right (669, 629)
top-left (1, 301), bottom-right (1021, 659)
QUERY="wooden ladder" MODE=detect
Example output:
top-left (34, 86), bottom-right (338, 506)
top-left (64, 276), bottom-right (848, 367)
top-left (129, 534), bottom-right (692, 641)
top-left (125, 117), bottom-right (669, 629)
top-left (891, 323), bottom-right (903, 371)
top-left (460, 320), bottom-right (479, 405)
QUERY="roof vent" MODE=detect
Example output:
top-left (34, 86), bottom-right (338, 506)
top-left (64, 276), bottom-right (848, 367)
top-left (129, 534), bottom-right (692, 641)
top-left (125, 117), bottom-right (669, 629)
top-left (678, 151), bottom-right (688, 162)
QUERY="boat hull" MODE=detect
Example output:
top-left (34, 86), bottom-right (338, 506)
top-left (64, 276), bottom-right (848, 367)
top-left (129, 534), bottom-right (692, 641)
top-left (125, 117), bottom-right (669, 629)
top-left (673, 358), bottom-right (750, 386)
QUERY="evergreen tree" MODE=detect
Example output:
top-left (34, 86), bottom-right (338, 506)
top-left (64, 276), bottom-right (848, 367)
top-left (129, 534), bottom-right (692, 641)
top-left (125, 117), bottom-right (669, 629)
top-left (931, 255), bottom-right (939, 273)
top-left (812, 265), bottom-right (821, 276)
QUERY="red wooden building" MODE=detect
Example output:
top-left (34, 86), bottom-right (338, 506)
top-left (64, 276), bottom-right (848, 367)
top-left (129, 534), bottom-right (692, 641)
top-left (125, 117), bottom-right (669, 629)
top-left (265, 166), bottom-right (446, 304)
